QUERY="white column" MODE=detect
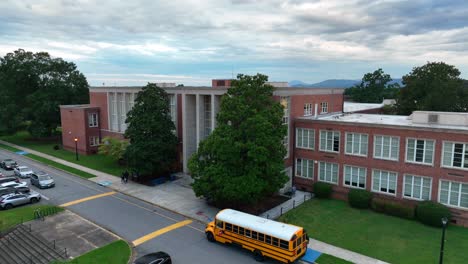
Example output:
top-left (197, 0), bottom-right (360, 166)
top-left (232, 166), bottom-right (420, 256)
top-left (196, 94), bottom-right (200, 146)
top-left (211, 94), bottom-right (216, 132)
top-left (182, 94), bottom-right (187, 172)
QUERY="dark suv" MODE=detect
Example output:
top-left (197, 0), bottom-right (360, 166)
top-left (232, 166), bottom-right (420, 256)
top-left (1, 159), bottom-right (18, 170)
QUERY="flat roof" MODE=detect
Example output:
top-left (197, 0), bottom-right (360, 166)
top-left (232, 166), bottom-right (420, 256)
top-left (59, 104), bottom-right (98, 109)
top-left (343, 102), bottom-right (383, 112)
top-left (298, 113), bottom-right (468, 132)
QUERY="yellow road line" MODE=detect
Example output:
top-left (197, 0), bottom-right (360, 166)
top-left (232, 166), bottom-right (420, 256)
top-left (60, 191), bottom-right (116, 207)
top-left (133, 219), bottom-right (193, 246)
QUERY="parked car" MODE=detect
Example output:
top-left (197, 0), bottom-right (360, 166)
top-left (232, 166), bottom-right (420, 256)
top-left (133, 252), bottom-right (172, 264)
top-left (1, 181), bottom-right (28, 188)
top-left (0, 186), bottom-right (30, 196)
top-left (0, 176), bottom-right (20, 186)
top-left (30, 172), bottom-right (55, 189)
top-left (0, 191), bottom-right (41, 210)
top-left (1, 159), bottom-right (18, 170)
top-left (14, 166), bottom-right (34, 178)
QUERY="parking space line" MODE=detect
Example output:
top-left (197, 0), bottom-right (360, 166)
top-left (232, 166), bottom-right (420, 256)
top-left (60, 191), bottom-right (116, 207)
top-left (132, 219), bottom-right (193, 246)
top-left (37, 192), bottom-right (50, 200)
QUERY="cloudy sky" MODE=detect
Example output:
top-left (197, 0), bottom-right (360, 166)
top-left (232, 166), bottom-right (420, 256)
top-left (1, 0), bottom-right (467, 86)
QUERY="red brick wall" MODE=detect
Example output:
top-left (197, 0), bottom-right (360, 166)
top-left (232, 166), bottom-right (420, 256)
top-left (90, 92), bottom-right (109, 130)
top-left (293, 119), bottom-right (468, 226)
top-left (60, 107), bottom-right (88, 154)
top-left (212, 79), bottom-right (232, 87)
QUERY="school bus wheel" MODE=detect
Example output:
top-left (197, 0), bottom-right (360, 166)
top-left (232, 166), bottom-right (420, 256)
top-left (206, 231), bottom-right (215, 242)
top-left (253, 250), bottom-right (264, 262)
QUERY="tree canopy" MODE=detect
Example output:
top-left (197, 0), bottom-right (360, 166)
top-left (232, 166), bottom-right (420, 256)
top-left (344, 68), bottom-right (400, 103)
top-left (0, 49), bottom-right (89, 137)
top-left (124, 83), bottom-right (178, 177)
top-left (396, 62), bottom-right (468, 114)
top-left (188, 73), bottom-right (288, 206)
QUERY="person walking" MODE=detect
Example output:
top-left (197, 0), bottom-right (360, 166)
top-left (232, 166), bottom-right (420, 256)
top-left (121, 171), bottom-right (125, 184)
top-left (123, 170), bottom-right (129, 184)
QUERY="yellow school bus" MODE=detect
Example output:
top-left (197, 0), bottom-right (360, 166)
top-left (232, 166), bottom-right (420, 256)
top-left (205, 209), bottom-right (308, 263)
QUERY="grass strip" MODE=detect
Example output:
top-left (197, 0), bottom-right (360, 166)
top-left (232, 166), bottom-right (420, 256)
top-left (0, 205), bottom-right (64, 231)
top-left (316, 254), bottom-right (353, 264)
top-left (52, 240), bottom-right (131, 264)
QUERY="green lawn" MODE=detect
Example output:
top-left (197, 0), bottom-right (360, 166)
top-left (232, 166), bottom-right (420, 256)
top-left (316, 254), bottom-right (352, 264)
top-left (0, 131), bottom-right (124, 177)
top-left (53, 240), bottom-right (131, 264)
top-left (280, 199), bottom-right (468, 264)
top-left (0, 205), bottom-right (64, 231)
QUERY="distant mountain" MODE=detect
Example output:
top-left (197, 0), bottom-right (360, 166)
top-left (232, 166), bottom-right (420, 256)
top-left (289, 79), bottom-right (403, 88)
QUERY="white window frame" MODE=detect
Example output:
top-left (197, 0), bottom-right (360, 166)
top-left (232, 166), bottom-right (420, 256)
top-left (403, 174), bottom-right (432, 201)
top-left (373, 135), bottom-right (400, 161)
top-left (304, 103), bottom-right (313, 116)
top-left (295, 158), bottom-right (314, 179)
top-left (441, 141), bottom-right (468, 171)
top-left (89, 136), bottom-right (100, 147)
top-left (345, 132), bottom-right (368, 157)
top-left (318, 162), bottom-right (339, 185)
top-left (319, 130), bottom-right (340, 153)
top-left (371, 169), bottom-right (398, 196)
top-left (343, 165), bottom-right (366, 189)
top-left (296, 128), bottom-right (315, 150)
top-left (438, 180), bottom-right (468, 209)
top-left (320, 102), bottom-right (328, 114)
top-left (405, 138), bottom-right (435, 166)
top-left (88, 113), bottom-right (98, 128)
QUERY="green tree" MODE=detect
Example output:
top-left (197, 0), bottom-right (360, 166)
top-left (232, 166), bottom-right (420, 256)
top-left (188, 74), bottom-right (288, 206)
top-left (98, 137), bottom-right (129, 161)
top-left (397, 62), bottom-right (468, 114)
top-left (0, 49), bottom-right (89, 136)
top-left (124, 83), bottom-right (178, 177)
top-left (344, 68), bottom-right (400, 103)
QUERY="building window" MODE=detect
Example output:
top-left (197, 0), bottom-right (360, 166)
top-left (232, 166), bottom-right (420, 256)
top-left (319, 130), bottom-right (340, 153)
top-left (295, 158), bottom-right (314, 179)
top-left (344, 165), bottom-right (366, 189)
top-left (318, 162), bottom-right (338, 184)
top-left (280, 96), bottom-right (290, 158)
top-left (345, 133), bottom-right (368, 156)
top-left (88, 113), bottom-right (98, 127)
top-left (403, 175), bottom-right (431, 200)
top-left (320, 102), bottom-right (328, 114)
top-left (442, 142), bottom-right (468, 170)
top-left (304, 103), bottom-right (313, 116)
top-left (406, 138), bottom-right (434, 165)
top-left (89, 136), bottom-right (100, 147)
top-left (439, 180), bottom-right (468, 209)
top-left (296, 128), bottom-right (314, 150)
top-left (372, 169), bottom-right (397, 195)
top-left (374, 135), bottom-right (399, 161)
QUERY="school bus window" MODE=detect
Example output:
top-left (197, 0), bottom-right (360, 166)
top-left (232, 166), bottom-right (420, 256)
top-left (233, 225), bottom-right (239, 233)
top-left (239, 227), bottom-right (244, 236)
top-left (225, 223), bottom-right (232, 231)
top-left (245, 229), bottom-right (251, 237)
top-left (258, 233), bottom-right (265, 242)
top-left (216, 220), bottom-right (223, 228)
top-left (265, 235), bottom-right (272, 244)
top-left (280, 240), bottom-right (289, 250)
top-left (273, 237), bottom-right (279, 247)
top-left (252, 231), bottom-right (258, 239)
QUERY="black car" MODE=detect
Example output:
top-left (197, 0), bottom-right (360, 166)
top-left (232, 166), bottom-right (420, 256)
top-left (134, 252), bottom-right (172, 264)
top-left (1, 159), bottom-right (18, 170)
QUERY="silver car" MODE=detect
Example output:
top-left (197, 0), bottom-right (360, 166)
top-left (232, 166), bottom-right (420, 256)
top-left (0, 191), bottom-right (41, 210)
top-left (30, 172), bottom-right (55, 189)
top-left (14, 166), bottom-right (34, 178)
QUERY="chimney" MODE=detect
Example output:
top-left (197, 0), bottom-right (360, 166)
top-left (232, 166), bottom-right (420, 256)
top-left (314, 104), bottom-right (318, 118)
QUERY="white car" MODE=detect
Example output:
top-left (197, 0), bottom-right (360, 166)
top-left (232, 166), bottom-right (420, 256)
top-left (13, 166), bottom-right (34, 178)
top-left (1, 181), bottom-right (28, 188)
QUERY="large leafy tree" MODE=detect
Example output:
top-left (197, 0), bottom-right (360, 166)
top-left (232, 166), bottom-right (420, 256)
top-left (188, 74), bottom-right (288, 206)
top-left (397, 62), bottom-right (468, 114)
top-left (0, 49), bottom-right (89, 136)
top-left (344, 68), bottom-right (400, 103)
top-left (124, 83), bottom-right (178, 177)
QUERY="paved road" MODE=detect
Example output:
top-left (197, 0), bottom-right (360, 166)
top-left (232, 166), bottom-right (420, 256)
top-left (0, 150), bottom-right (281, 263)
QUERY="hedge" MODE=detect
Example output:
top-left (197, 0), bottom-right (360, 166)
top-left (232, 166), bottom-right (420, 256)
top-left (371, 198), bottom-right (415, 220)
top-left (314, 182), bottom-right (333, 199)
top-left (415, 201), bottom-right (451, 227)
top-left (348, 189), bottom-right (372, 209)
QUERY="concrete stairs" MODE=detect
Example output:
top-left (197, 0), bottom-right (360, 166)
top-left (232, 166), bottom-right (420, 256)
top-left (0, 224), bottom-right (67, 264)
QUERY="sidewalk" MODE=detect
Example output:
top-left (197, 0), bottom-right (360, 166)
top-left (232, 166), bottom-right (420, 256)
top-left (0, 140), bottom-right (390, 264)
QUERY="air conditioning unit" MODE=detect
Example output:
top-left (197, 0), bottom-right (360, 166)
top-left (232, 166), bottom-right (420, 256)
top-left (428, 114), bottom-right (439, 123)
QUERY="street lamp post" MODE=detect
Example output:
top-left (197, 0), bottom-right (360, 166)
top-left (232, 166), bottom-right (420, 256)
top-left (74, 138), bottom-right (79, 161)
top-left (439, 217), bottom-right (448, 264)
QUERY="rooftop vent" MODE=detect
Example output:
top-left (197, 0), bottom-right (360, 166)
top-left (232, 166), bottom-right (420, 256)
top-left (428, 114), bottom-right (439, 123)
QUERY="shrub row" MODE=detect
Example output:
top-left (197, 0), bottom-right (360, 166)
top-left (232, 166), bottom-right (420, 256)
top-left (312, 182), bottom-right (451, 227)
